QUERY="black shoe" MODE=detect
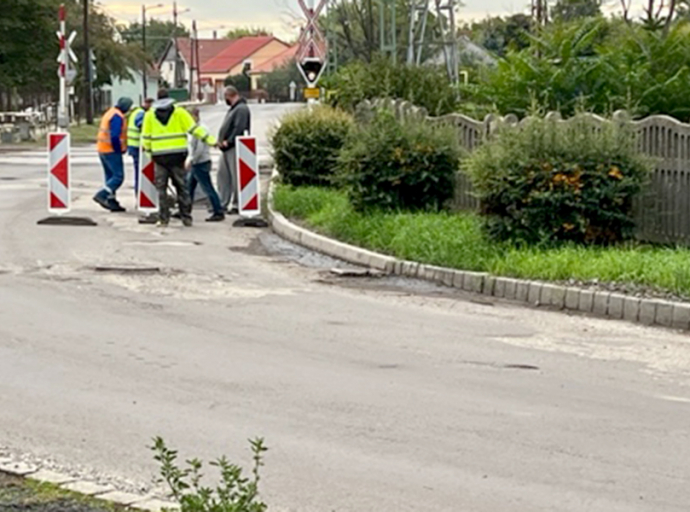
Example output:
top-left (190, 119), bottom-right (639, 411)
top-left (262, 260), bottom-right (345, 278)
top-left (182, 218), bottom-right (193, 227)
top-left (227, 207), bottom-right (239, 215)
top-left (108, 199), bottom-right (126, 212)
top-left (205, 213), bottom-right (225, 222)
top-left (93, 194), bottom-right (111, 211)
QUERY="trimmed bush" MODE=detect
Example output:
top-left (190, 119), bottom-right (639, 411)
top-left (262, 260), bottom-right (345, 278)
top-left (271, 106), bottom-right (354, 187)
top-left (465, 115), bottom-right (650, 245)
top-left (321, 57), bottom-right (460, 116)
top-left (337, 109), bottom-right (464, 212)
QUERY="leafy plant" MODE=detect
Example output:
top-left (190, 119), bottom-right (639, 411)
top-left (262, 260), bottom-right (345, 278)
top-left (322, 57), bottom-right (460, 116)
top-left (465, 114), bottom-right (650, 245)
top-left (151, 436), bottom-right (268, 512)
top-left (271, 106), bottom-right (354, 187)
top-left (337, 109), bottom-right (463, 212)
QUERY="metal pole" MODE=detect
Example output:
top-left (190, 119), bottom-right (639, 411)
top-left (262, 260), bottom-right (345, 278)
top-left (58, 4), bottom-right (68, 131)
top-left (189, 20), bottom-right (195, 99)
top-left (173, 1), bottom-right (178, 89)
top-left (142, 5), bottom-right (148, 99)
top-left (83, 0), bottom-right (94, 124)
top-left (194, 21), bottom-right (202, 100)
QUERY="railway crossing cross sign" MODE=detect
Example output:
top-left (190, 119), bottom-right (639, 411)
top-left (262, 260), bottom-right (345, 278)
top-left (296, 0), bottom-right (327, 88)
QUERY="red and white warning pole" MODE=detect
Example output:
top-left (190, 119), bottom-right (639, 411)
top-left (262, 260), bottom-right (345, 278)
top-left (58, 4), bottom-right (68, 131)
top-left (235, 135), bottom-right (260, 217)
top-left (137, 149), bottom-right (159, 212)
top-left (48, 133), bottom-right (71, 213)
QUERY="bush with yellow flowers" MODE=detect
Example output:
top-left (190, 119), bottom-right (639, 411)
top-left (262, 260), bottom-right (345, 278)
top-left (465, 115), bottom-right (650, 245)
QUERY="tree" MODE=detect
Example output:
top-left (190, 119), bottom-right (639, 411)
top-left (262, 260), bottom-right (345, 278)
top-left (552, 0), bottom-right (602, 22)
top-left (262, 59), bottom-right (303, 101)
top-left (464, 14), bottom-right (532, 57)
top-left (225, 27), bottom-right (272, 39)
top-left (120, 19), bottom-right (189, 63)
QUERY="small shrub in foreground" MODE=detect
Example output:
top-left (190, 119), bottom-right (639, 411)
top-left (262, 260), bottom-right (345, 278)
top-left (270, 106), bottom-right (354, 187)
top-left (465, 115), bottom-right (650, 245)
top-left (337, 109), bottom-right (464, 212)
top-left (151, 436), bottom-right (268, 512)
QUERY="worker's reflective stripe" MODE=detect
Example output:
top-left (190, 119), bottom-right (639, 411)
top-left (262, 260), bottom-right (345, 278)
top-left (149, 133), bottom-right (187, 141)
top-left (150, 147), bottom-right (189, 155)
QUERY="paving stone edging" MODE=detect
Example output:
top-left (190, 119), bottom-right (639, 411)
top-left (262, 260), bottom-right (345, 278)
top-left (267, 170), bottom-right (690, 331)
top-left (0, 458), bottom-right (178, 512)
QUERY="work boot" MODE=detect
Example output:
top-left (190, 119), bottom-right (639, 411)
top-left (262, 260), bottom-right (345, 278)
top-left (182, 217), bottom-right (193, 227)
top-left (93, 191), bottom-right (111, 211)
top-left (227, 206), bottom-right (239, 215)
top-left (156, 219), bottom-right (169, 228)
top-left (205, 213), bottom-right (225, 222)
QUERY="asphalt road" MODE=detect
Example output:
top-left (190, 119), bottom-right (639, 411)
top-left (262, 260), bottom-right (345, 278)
top-left (1, 103), bottom-right (690, 512)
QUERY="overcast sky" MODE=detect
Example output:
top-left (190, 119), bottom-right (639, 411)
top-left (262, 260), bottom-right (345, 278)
top-left (98, 0), bottom-right (627, 41)
top-left (97, 0), bottom-right (528, 41)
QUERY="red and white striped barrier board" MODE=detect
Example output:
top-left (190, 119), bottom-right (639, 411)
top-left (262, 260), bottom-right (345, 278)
top-left (47, 132), bottom-right (70, 213)
top-left (137, 149), bottom-right (158, 213)
top-left (235, 136), bottom-right (260, 217)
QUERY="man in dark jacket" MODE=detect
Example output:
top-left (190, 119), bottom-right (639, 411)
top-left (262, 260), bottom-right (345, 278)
top-left (217, 86), bottom-right (251, 214)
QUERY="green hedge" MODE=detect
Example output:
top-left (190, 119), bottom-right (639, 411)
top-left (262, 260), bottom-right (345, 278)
top-left (337, 109), bottom-right (464, 212)
top-left (465, 115), bottom-right (650, 245)
top-left (270, 106), bottom-right (354, 187)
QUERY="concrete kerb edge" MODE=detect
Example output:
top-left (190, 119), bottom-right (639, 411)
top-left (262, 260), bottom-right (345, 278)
top-left (266, 168), bottom-right (690, 331)
top-left (0, 461), bottom-right (177, 511)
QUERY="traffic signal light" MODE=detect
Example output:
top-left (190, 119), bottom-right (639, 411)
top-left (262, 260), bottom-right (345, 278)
top-left (297, 58), bottom-right (325, 87)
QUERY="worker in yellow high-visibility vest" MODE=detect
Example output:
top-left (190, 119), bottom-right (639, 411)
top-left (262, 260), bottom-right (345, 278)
top-left (142, 89), bottom-right (217, 227)
top-left (126, 97), bottom-right (153, 198)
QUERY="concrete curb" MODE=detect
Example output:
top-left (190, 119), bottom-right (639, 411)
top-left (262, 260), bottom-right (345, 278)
top-left (0, 459), bottom-right (178, 511)
top-left (266, 170), bottom-right (690, 331)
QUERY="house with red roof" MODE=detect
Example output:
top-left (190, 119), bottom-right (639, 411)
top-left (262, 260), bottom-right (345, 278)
top-left (158, 35), bottom-right (297, 102)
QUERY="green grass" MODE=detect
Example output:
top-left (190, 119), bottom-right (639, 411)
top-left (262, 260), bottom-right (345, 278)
top-left (69, 120), bottom-right (100, 145)
top-left (273, 185), bottom-right (690, 298)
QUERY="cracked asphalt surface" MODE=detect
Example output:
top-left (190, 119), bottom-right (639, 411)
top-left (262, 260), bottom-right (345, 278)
top-left (1, 103), bottom-right (690, 512)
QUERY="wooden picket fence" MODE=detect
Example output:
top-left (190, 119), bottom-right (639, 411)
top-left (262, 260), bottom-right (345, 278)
top-left (356, 98), bottom-right (690, 245)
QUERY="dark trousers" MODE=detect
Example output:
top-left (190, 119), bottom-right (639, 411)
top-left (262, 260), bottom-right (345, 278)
top-left (98, 152), bottom-right (124, 197)
top-left (188, 161), bottom-right (223, 215)
top-left (154, 155), bottom-right (191, 222)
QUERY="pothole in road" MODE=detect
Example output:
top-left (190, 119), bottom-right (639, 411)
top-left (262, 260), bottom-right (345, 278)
top-left (0, 177), bottom-right (18, 181)
top-left (503, 364), bottom-right (540, 371)
top-left (91, 265), bottom-right (163, 274)
top-left (124, 240), bottom-right (202, 247)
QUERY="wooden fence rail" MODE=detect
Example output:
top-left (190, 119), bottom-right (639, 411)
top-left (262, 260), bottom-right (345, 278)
top-left (358, 98), bottom-right (690, 245)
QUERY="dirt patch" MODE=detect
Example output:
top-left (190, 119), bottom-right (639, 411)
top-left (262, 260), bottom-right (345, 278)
top-left (0, 472), bottom-right (126, 512)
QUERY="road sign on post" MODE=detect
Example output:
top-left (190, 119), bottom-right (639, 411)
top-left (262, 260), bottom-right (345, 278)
top-left (296, 0), bottom-right (328, 91)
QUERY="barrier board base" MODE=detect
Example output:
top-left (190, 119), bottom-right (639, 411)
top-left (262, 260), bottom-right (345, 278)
top-left (232, 216), bottom-right (269, 228)
top-left (37, 216), bottom-right (97, 226)
top-left (138, 213), bottom-right (159, 225)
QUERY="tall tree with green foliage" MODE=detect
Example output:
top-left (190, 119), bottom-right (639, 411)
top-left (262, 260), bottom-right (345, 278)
top-left (224, 27), bottom-right (272, 39)
top-left (552, 0), bottom-right (602, 22)
top-left (120, 19), bottom-right (189, 63)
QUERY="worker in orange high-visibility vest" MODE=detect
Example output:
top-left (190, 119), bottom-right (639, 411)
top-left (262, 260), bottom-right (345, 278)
top-left (93, 97), bottom-right (133, 212)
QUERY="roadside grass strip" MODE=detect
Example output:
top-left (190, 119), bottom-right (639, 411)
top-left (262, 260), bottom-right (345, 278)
top-left (273, 185), bottom-right (690, 299)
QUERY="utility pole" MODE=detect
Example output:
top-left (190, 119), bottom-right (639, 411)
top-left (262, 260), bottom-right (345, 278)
top-left (83, 0), bottom-right (93, 124)
top-left (173, 1), bottom-right (179, 89)
top-left (142, 5), bottom-right (148, 99)
top-left (189, 20), bottom-right (196, 100)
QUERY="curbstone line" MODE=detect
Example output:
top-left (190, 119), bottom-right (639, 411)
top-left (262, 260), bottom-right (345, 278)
top-left (655, 300), bottom-right (674, 327)
top-left (132, 498), bottom-right (180, 512)
top-left (504, 278), bottom-right (518, 300)
top-left (528, 282), bottom-right (542, 305)
top-left (565, 288), bottom-right (580, 310)
top-left (516, 281), bottom-right (530, 302)
top-left (623, 296), bottom-right (641, 323)
top-left (593, 291), bottom-right (610, 316)
top-left (97, 491), bottom-right (149, 506)
top-left (493, 278), bottom-right (507, 298)
top-left (607, 293), bottom-right (626, 320)
top-left (268, 169), bottom-right (690, 332)
top-left (639, 300), bottom-right (656, 325)
top-left (0, 461), bottom-right (38, 476)
top-left (29, 469), bottom-right (78, 485)
top-left (61, 481), bottom-right (114, 496)
top-left (672, 303), bottom-right (690, 330)
top-left (579, 290), bottom-right (594, 313)
top-left (451, 270), bottom-right (465, 289)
